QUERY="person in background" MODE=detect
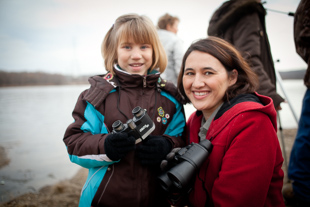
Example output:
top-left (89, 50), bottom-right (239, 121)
top-left (63, 13), bottom-right (186, 207)
top-left (157, 13), bottom-right (184, 86)
top-left (283, 0), bottom-right (310, 206)
top-left (208, 0), bottom-right (284, 110)
top-left (163, 36), bottom-right (285, 206)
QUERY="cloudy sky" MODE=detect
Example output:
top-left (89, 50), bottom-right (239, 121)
top-left (0, 0), bottom-right (306, 76)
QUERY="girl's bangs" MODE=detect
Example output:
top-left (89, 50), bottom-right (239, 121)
top-left (117, 22), bottom-right (152, 44)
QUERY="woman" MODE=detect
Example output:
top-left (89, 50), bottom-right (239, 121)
top-left (176, 37), bottom-right (285, 206)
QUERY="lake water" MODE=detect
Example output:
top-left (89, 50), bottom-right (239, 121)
top-left (0, 85), bottom-right (88, 203)
top-left (0, 80), bottom-right (307, 203)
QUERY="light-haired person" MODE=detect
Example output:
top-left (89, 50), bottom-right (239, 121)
top-left (63, 13), bottom-right (186, 207)
top-left (157, 13), bottom-right (184, 86)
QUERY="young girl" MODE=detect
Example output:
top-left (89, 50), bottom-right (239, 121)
top-left (63, 14), bottom-right (186, 207)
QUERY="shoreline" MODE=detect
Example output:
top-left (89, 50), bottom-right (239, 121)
top-left (0, 146), bottom-right (10, 169)
top-left (0, 167), bottom-right (88, 207)
top-left (0, 128), bottom-right (297, 206)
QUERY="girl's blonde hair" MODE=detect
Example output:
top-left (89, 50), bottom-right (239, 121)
top-left (102, 14), bottom-right (167, 74)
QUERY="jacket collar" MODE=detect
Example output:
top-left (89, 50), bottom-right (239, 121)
top-left (113, 64), bottom-right (160, 89)
top-left (84, 65), bottom-right (186, 108)
top-left (192, 93), bottom-right (277, 140)
top-left (214, 93), bottom-right (262, 120)
top-left (195, 93), bottom-right (262, 118)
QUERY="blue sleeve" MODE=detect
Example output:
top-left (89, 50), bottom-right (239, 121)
top-left (160, 91), bottom-right (185, 137)
top-left (66, 101), bottom-right (118, 168)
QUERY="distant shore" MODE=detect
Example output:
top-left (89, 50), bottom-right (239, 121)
top-left (0, 69), bottom-right (306, 87)
top-left (0, 146), bottom-right (10, 169)
top-left (0, 71), bottom-right (90, 87)
top-left (0, 128), bottom-right (298, 206)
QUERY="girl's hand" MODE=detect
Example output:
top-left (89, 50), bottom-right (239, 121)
top-left (136, 135), bottom-right (172, 166)
top-left (104, 132), bottom-right (135, 161)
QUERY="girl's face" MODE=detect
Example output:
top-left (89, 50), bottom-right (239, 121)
top-left (183, 51), bottom-right (237, 119)
top-left (117, 38), bottom-right (153, 75)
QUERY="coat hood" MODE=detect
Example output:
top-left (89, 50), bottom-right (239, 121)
top-left (191, 93), bottom-right (277, 142)
top-left (83, 65), bottom-right (186, 109)
top-left (208, 0), bottom-right (266, 37)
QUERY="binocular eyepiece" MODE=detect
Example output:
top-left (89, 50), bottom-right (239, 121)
top-left (112, 106), bottom-right (155, 144)
top-left (158, 139), bottom-right (213, 193)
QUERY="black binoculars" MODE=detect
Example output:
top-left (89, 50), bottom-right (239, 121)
top-left (112, 106), bottom-right (155, 144)
top-left (158, 139), bottom-right (213, 193)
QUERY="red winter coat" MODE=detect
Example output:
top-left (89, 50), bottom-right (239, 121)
top-left (186, 93), bottom-right (285, 207)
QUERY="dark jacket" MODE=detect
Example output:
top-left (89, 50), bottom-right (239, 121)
top-left (294, 0), bottom-right (310, 88)
top-left (208, 0), bottom-right (284, 108)
top-left (187, 93), bottom-right (285, 207)
top-left (63, 66), bottom-right (186, 207)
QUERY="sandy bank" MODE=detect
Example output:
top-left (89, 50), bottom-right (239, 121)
top-left (0, 168), bottom-right (87, 207)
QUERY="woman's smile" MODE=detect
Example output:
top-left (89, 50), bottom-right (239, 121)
top-left (193, 91), bottom-right (210, 99)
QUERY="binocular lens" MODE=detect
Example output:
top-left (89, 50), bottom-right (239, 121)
top-left (158, 140), bottom-right (213, 192)
top-left (112, 120), bottom-right (124, 132)
top-left (132, 106), bottom-right (144, 118)
top-left (158, 173), bottom-right (173, 192)
top-left (167, 161), bottom-right (196, 189)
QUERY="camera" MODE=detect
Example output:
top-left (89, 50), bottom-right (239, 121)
top-left (158, 139), bottom-right (213, 193)
top-left (112, 106), bottom-right (155, 144)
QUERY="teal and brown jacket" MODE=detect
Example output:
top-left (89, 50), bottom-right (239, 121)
top-left (63, 66), bottom-right (186, 207)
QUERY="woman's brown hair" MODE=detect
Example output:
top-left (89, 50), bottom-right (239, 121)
top-left (177, 36), bottom-right (259, 103)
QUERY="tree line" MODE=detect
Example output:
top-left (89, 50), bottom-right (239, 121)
top-left (0, 71), bottom-right (89, 87)
top-left (0, 69), bottom-right (305, 87)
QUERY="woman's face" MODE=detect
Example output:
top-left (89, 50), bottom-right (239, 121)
top-left (117, 38), bottom-right (153, 75)
top-left (183, 51), bottom-right (237, 118)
